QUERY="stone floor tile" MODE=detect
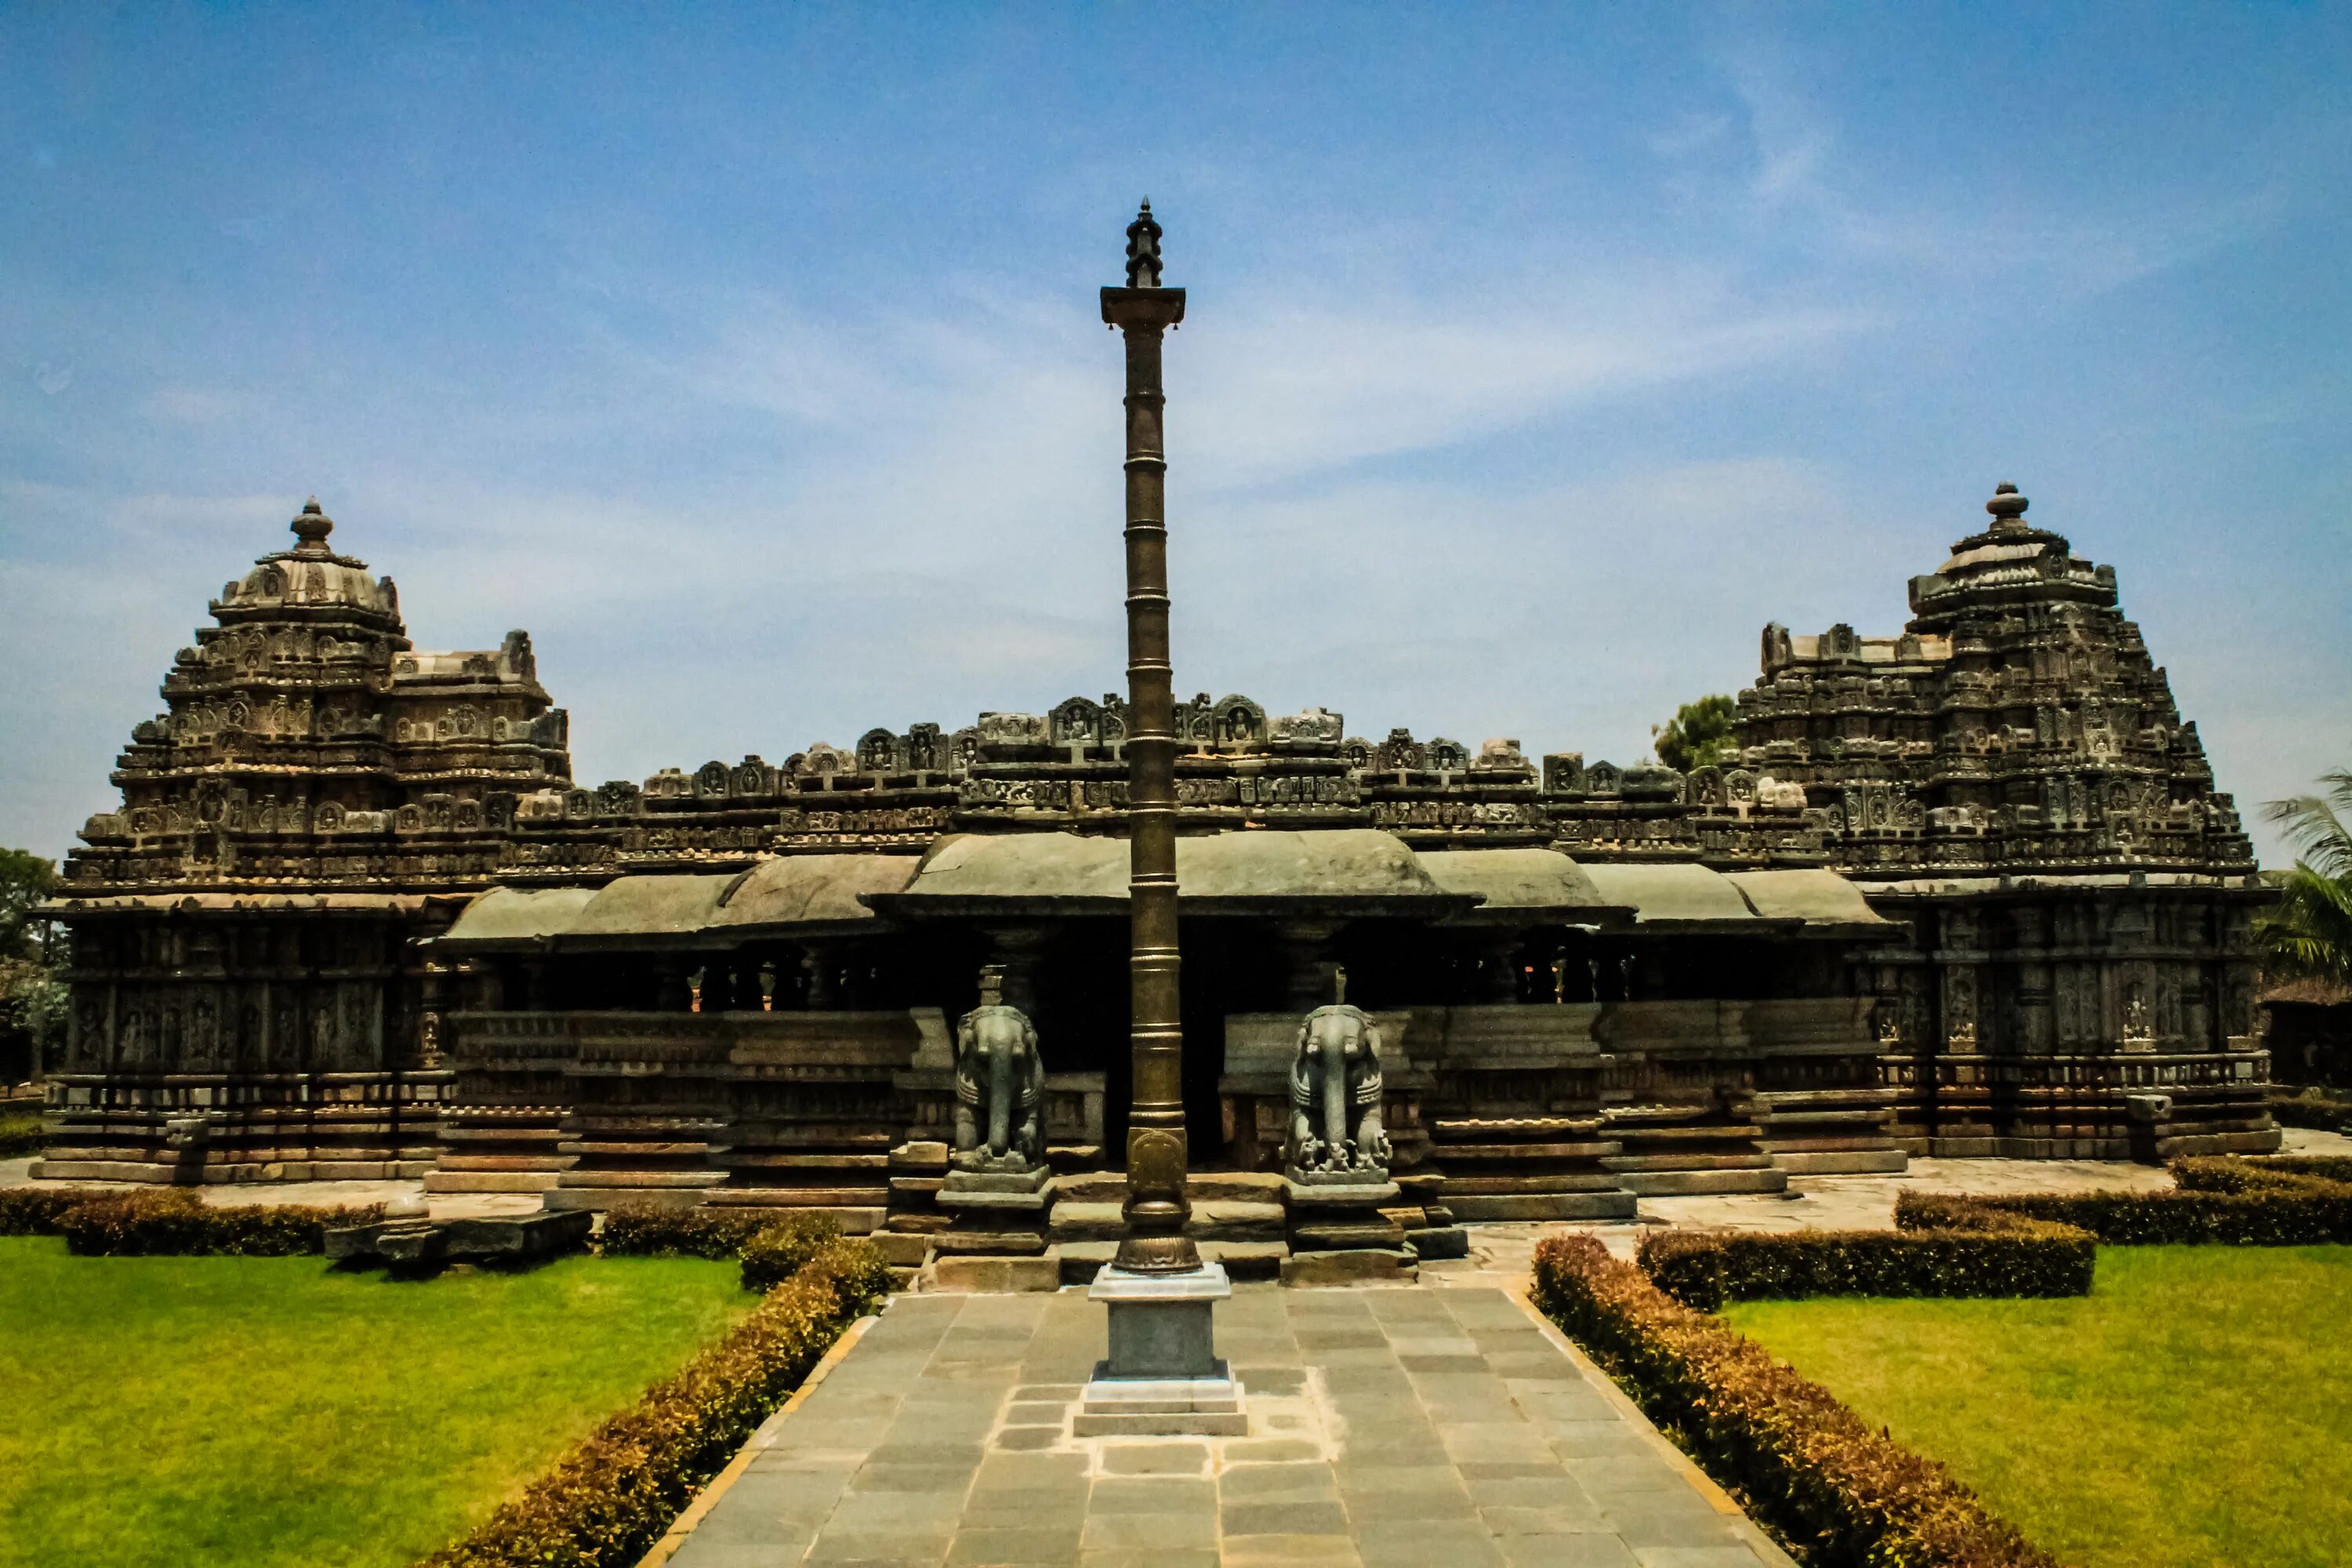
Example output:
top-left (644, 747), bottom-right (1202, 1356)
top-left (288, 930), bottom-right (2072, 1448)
top-left (1570, 1452), bottom-right (1694, 1494)
top-left (1490, 1352), bottom-right (1586, 1381)
top-left (1079, 1512), bottom-right (1219, 1549)
top-left (1014, 1382), bottom-right (1082, 1400)
top-left (666, 1506), bottom-right (816, 1554)
top-left (1501, 1534), bottom-right (1641, 1568)
top-left (1085, 1475), bottom-right (1218, 1514)
top-left (1221, 1463), bottom-right (1341, 1501)
top-left (1221, 1436), bottom-right (1322, 1464)
top-left (1230, 1364), bottom-right (1308, 1395)
top-left (1481, 1502), bottom-right (1611, 1535)
top-left (990, 1426), bottom-right (1061, 1451)
top-left (1328, 1459), bottom-right (1462, 1493)
top-left (844, 1462), bottom-right (978, 1494)
top-left (1221, 1498), bottom-right (1352, 1537)
top-left (1604, 1507), bottom-right (1755, 1549)
top-left (945, 1524), bottom-right (1084, 1566)
top-left (973, 1450), bottom-right (1090, 1486)
top-left (964, 1475), bottom-right (1091, 1512)
top-left (669, 1540), bottom-right (810, 1568)
top-left (1459, 1461), bottom-right (1579, 1480)
top-left (821, 1492), bottom-right (968, 1533)
top-left (1336, 1483), bottom-right (1478, 1521)
top-left (1004, 1399), bottom-right (1068, 1425)
top-left (1635, 1548), bottom-right (1775, 1566)
top-left (1216, 1534), bottom-right (1363, 1567)
top-left (1352, 1520), bottom-right (1509, 1567)
top-left (870, 1439), bottom-right (989, 1466)
top-left (1076, 1550), bottom-right (1222, 1568)
top-left (1544, 1421), bottom-right (1656, 1460)
top-left (1466, 1474), bottom-right (1605, 1510)
top-left (802, 1527), bottom-right (953, 1565)
top-left (1099, 1440), bottom-right (1210, 1475)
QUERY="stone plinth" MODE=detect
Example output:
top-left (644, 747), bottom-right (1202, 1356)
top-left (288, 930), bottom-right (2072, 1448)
top-left (1076, 1262), bottom-right (1247, 1437)
top-left (1281, 1174), bottom-right (1417, 1285)
top-left (932, 1163), bottom-right (1053, 1257)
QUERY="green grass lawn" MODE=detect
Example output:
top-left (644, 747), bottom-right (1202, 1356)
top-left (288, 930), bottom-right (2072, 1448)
top-left (1725, 1246), bottom-right (2352, 1568)
top-left (0, 1236), bottom-right (755, 1568)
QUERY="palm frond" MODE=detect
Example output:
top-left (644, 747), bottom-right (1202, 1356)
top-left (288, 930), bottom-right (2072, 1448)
top-left (2256, 861), bottom-right (2352, 986)
top-left (2263, 793), bottom-right (2352, 881)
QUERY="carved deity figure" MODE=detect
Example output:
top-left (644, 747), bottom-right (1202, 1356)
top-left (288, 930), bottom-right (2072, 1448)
top-left (1286, 972), bottom-right (1390, 1178)
top-left (953, 966), bottom-right (1045, 1172)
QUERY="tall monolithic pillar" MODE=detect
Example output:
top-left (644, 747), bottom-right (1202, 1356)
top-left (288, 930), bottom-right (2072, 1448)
top-left (1102, 201), bottom-right (1199, 1274)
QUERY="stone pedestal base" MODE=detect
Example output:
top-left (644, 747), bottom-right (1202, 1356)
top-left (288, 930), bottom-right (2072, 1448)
top-left (934, 1163), bottom-right (1053, 1257)
top-left (1283, 1174), bottom-right (1406, 1248)
top-left (1076, 1262), bottom-right (1247, 1437)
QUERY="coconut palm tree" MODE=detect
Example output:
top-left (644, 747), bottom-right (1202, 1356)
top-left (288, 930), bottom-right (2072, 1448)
top-left (2259, 768), bottom-right (2352, 986)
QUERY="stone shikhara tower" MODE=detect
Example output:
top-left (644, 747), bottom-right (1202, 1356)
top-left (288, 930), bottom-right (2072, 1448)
top-left (1737, 483), bottom-right (2267, 1156)
top-left (51, 499), bottom-right (570, 1176)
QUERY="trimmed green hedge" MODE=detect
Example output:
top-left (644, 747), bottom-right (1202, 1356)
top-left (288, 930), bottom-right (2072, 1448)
top-left (57, 1189), bottom-right (386, 1256)
top-left (597, 1203), bottom-right (787, 1261)
top-left (1639, 1213), bottom-right (2094, 1312)
top-left (419, 1236), bottom-right (891, 1568)
top-left (1533, 1234), bottom-right (2057, 1568)
top-left (1896, 1161), bottom-right (2352, 1247)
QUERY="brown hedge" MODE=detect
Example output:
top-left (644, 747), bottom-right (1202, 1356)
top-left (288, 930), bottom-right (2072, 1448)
top-left (1639, 1214), bottom-right (2093, 1312)
top-left (2249, 1153), bottom-right (2352, 1186)
top-left (57, 1189), bottom-right (387, 1255)
top-left (737, 1212), bottom-right (844, 1293)
top-left (0, 1185), bottom-right (115, 1236)
top-left (1897, 1160), bottom-right (2352, 1247)
top-left (1532, 1233), bottom-right (2059, 1568)
top-left (419, 1236), bottom-right (891, 1568)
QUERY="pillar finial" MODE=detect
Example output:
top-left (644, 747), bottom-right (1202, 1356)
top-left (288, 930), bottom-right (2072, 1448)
top-left (1124, 198), bottom-right (1164, 289)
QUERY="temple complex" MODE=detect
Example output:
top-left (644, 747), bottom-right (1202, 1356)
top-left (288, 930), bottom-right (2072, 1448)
top-left (33, 245), bottom-right (2276, 1272)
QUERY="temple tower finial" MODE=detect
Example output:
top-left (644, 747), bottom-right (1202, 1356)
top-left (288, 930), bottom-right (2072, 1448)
top-left (290, 495), bottom-right (335, 554)
top-left (1986, 481), bottom-right (2029, 533)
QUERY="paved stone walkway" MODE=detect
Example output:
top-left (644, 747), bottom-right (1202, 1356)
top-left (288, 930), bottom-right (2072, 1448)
top-left (666, 1283), bottom-right (1789, 1567)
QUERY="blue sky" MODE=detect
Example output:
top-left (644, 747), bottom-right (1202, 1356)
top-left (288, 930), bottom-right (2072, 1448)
top-left (3, 5), bottom-right (2347, 865)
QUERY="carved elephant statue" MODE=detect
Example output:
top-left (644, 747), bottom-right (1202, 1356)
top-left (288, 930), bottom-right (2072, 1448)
top-left (1287, 1002), bottom-right (1389, 1176)
top-left (953, 1001), bottom-right (1046, 1171)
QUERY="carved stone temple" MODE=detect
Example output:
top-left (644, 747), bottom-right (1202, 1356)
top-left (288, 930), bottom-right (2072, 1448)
top-left (36, 344), bottom-right (2274, 1273)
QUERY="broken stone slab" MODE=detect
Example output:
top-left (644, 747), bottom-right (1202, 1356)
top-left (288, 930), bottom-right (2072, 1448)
top-left (325, 1209), bottom-right (593, 1269)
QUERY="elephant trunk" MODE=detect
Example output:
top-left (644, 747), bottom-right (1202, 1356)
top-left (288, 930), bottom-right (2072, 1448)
top-left (1320, 1033), bottom-right (1348, 1153)
top-left (988, 1040), bottom-right (1013, 1157)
